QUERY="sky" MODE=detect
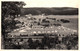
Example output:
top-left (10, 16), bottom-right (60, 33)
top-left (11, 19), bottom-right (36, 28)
top-left (23, 0), bottom-right (79, 8)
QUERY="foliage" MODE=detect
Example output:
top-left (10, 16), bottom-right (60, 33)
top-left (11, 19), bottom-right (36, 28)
top-left (5, 34), bottom-right (78, 49)
top-left (21, 8), bottom-right (78, 15)
top-left (2, 2), bottom-right (26, 49)
top-left (60, 19), bottom-right (70, 23)
top-left (2, 2), bottom-right (26, 36)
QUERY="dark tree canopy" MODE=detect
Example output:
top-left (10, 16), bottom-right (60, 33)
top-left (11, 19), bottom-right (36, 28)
top-left (2, 2), bottom-right (26, 17)
top-left (2, 1), bottom-right (26, 35)
top-left (1, 2), bottom-right (26, 49)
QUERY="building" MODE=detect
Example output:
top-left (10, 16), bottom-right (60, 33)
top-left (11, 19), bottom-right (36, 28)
top-left (7, 25), bottom-right (77, 38)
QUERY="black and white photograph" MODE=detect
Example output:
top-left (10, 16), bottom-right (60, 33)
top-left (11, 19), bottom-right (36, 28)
top-left (1, 0), bottom-right (78, 50)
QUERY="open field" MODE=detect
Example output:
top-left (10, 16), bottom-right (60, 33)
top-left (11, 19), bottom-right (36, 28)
top-left (32, 15), bottom-right (78, 19)
top-left (35, 15), bottom-right (78, 30)
top-left (61, 18), bottom-right (78, 30)
top-left (13, 15), bottom-right (78, 36)
top-left (5, 15), bottom-right (78, 49)
top-left (18, 15), bottom-right (78, 30)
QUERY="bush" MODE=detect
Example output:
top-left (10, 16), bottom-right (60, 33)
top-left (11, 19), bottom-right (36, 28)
top-left (53, 23), bottom-right (61, 26)
top-left (60, 19), bottom-right (70, 23)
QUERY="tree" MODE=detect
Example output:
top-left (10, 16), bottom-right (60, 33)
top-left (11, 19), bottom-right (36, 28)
top-left (27, 38), bottom-right (34, 49)
top-left (1, 1), bottom-right (26, 49)
top-left (2, 1), bottom-right (26, 35)
top-left (32, 40), bottom-right (41, 49)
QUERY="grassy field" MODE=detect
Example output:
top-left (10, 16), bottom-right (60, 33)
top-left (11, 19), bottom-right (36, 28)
top-left (5, 15), bottom-right (78, 49)
top-left (61, 18), bottom-right (78, 30)
top-left (33, 15), bottom-right (78, 30)
top-left (16, 15), bottom-right (78, 30)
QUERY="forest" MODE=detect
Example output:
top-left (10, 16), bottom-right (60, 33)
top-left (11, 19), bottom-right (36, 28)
top-left (21, 7), bottom-right (78, 15)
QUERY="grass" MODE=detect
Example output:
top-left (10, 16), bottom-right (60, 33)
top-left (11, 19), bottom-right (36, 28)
top-left (15, 15), bottom-right (78, 31)
top-left (61, 18), bottom-right (78, 30)
top-left (31, 15), bottom-right (78, 30)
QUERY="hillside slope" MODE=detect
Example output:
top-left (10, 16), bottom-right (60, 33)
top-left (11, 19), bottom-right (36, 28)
top-left (21, 7), bottom-right (78, 15)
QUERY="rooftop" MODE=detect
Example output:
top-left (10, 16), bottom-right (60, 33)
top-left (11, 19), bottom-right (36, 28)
top-left (8, 25), bottom-right (77, 36)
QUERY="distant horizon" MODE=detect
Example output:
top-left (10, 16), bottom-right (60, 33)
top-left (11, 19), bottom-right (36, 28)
top-left (23, 6), bottom-right (78, 8)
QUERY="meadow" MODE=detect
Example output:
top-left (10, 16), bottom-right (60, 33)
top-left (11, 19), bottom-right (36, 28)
top-left (16, 15), bottom-right (78, 30)
top-left (32, 15), bottom-right (78, 30)
top-left (5, 15), bottom-right (78, 49)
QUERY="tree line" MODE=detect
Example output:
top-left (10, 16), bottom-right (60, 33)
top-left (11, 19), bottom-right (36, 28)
top-left (21, 8), bottom-right (78, 15)
top-left (5, 34), bottom-right (78, 49)
top-left (1, 2), bottom-right (26, 48)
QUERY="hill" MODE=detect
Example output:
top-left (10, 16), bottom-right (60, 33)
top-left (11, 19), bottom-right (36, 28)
top-left (21, 7), bottom-right (78, 15)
